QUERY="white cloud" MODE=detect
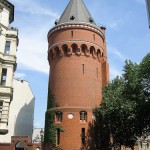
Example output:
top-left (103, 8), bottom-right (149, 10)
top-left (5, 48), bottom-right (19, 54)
top-left (14, 72), bottom-right (26, 79)
top-left (10, 0), bottom-right (59, 18)
top-left (110, 67), bottom-right (122, 79)
top-left (107, 45), bottom-right (126, 61)
top-left (16, 26), bottom-right (50, 74)
top-left (108, 19), bottom-right (124, 29)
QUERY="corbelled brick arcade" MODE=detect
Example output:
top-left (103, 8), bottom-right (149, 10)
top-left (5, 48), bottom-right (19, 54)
top-left (45, 0), bottom-right (109, 149)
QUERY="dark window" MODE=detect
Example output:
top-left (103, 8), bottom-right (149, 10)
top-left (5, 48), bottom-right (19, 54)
top-left (5, 41), bottom-right (11, 54)
top-left (0, 101), bottom-right (3, 120)
top-left (96, 68), bottom-right (98, 78)
top-left (56, 111), bottom-right (62, 122)
top-left (71, 31), bottom-right (73, 37)
top-left (81, 128), bottom-right (85, 145)
top-left (62, 45), bottom-right (68, 55)
top-left (80, 111), bottom-right (87, 121)
top-left (72, 44), bottom-right (78, 53)
top-left (1, 68), bottom-right (7, 85)
top-left (93, 34), bottom-right (95, 40)
top-left (97, 49), bottom-right (101, 57)
top-left (57, 129), bottom-right (60, 145)
top-left (90, 46), bottom-right (95, 56)
top-left (81, 44), bottom-right (87, 54)
top-left (55, 47), bottom-right (60, 56)
top-left (82, 64), bottom-right (84, 74)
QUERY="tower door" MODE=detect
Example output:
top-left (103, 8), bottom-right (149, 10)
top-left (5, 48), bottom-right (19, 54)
top-left (15, 142), bottom-right (24, 150)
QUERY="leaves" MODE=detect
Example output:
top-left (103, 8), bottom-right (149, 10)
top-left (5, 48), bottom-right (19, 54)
top-left (94, 53), bottom-right (150, 149)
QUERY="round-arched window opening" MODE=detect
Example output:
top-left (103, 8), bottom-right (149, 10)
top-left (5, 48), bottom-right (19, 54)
top-left (90, 46), bottom-right (95, 56)
top-left (55, 47), bottom-right (60, 56)
top-left (71, 44), bottom-right (78, 53)
top-left (62, 44), bottom-right (68, 55)
top-left (97, 49), bottom-right (101, 57)
top-left (81, 44), bottom-right (87, 54)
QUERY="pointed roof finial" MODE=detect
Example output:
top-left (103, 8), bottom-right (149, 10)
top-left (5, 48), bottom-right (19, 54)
top-left (57, 0), bottom-right (96, 25)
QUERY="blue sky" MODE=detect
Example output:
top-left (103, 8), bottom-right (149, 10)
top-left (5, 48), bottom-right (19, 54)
top-left (9, 0), bottom-right (150, 128)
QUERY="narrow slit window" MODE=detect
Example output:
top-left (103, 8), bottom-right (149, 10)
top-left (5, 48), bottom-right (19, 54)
top-left (57, 129), bottom-right (60, 145)
top-left (1, 68), bottom-right (7, 85)
top-left (93, 34), bottom-right (95, 41)
top-left (0, 101), bottom-right (3, 120)
top-left (5, 41), bottom-right (11, 54)
top-left (82, 64), bottom-right (84, 74)
top-left (81, 128), bottom-right (85, 145)
top-left (97, 68), bottom-right (98, 78)
top-left (71, 31), bottom-right (73, 37)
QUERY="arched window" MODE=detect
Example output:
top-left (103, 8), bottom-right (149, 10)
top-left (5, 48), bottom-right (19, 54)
top-left (81, 44), bottom-right (87, 54)
top-left (62, 44), bottom-right (68, 55)
top-left (90, 46), bottom-right (95, 56)
top-left (80, 111), bottom-right (87, 121)
top-left (56, 111), bottom-right (63, 122)
top-left (55, 47), bottom-right (60, 56)
top-left (97, 49), bottom-right (101, 58)
top-left (71, 44), bottom-right (78, 53)
top-left (15, 142), bottom-right (24, 150)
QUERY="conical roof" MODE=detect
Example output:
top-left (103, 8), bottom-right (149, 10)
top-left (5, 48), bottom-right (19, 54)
top-left (58, 0), bottom-right (96, 25)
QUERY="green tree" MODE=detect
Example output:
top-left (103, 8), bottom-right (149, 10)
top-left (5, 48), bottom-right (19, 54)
top-left (94, 53), bottom-right (150, 149)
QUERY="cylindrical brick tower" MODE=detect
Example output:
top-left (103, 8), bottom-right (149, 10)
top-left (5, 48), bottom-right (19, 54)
top-left (46, 0), bottom-right (109, 149)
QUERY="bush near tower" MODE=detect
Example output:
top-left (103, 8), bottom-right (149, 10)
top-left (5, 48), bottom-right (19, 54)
top-left (94, 53), bottom-right (150, 149)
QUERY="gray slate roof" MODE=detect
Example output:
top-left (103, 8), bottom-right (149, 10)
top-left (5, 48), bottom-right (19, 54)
top-left (57, 0), bottom-right (96, 25)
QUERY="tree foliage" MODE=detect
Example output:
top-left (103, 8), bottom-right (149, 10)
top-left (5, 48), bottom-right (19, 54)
top-left (94, 53), bottom-right (150, 149)
top-left (44, 89), bottom-right (63, 150)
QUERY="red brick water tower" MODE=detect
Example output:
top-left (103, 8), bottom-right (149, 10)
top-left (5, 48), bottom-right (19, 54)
top-left (46, 0), bottom-right (109, 149)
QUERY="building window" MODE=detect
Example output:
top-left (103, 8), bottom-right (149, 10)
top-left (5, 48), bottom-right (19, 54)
top-left (72, 44), bottom-right (78, 53)
top-left (62, 45), bottom-right (68, 55)
top-left (56, 111), bottom-right (62, 122)
top-left (5, 41), bottom-right (11, 54)
top-left (81, 128), bottom-right (85, 145)
top-left (55, 47), bottom-right (60, 57)
top-left (93, 34), bottom-right (95, 40)
top-left (0, 101), bottom-right (3, 120)
top-left (71, 31), bottom-right (73, 37)
top-left (82, 64), bottom-right (84, 74)
top-left (90, 46), bottom-right (95, 56)
top-left (80, 111), bottom-right (87, 121)
top-left (1, 68), bottom-right (7, 85)
top-left (57, 129), bottom-right (60, 145)
top-left (97, 49), bottom-right (101, 58)
top-left (81, 44), bottom-right (87, 54)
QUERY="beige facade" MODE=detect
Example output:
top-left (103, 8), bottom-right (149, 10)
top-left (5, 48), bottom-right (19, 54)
top-left (0, 79), bottom-right (35, 142)
top-left (0, 0), bottom-right (18, 135)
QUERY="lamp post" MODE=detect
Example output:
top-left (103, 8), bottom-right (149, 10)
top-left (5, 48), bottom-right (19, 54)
top-left (40, 128), bottom-right (44, 143)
